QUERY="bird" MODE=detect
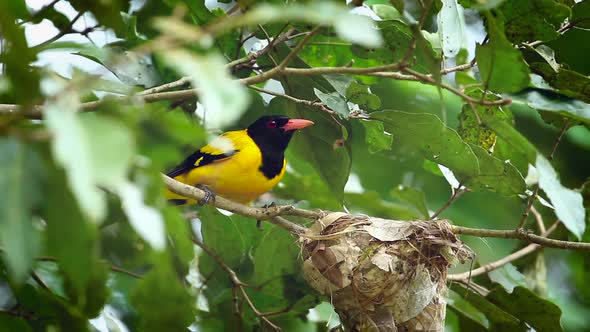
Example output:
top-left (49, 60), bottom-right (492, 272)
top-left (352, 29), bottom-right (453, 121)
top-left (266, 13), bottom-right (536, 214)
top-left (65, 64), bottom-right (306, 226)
top-left (165, 115), bottom-right (314, 205)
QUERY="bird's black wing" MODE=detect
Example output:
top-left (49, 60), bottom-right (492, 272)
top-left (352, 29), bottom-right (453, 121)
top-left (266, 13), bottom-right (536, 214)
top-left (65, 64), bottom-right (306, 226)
top-left (166, 148), bottom-right (238, 178)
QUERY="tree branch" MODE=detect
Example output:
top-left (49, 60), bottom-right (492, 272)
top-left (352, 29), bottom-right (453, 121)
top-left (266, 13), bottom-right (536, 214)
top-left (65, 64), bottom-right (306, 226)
top-left (448, 220), bottom-right (560, 281)
top-left (430, 185), bottom-right (468, 220)
top-left (162, 175), bottom-right (317, 235)
top-left (32, 11), bottom-right (85, 50)
top-left (451, 224), bottom-right (590, 251)
top-left (192, 238), bottom-right (283, 331)
top-left (248, 86), bottom-right (336, 115)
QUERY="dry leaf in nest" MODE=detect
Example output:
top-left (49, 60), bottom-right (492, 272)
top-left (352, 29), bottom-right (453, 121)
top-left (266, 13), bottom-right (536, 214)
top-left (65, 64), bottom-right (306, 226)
top-left (300, 213), bottom-right (472, 332)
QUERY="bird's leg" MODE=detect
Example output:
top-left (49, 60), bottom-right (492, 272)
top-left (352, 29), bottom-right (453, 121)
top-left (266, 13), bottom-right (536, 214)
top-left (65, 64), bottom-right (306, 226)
top-left (195, 184), bottom-right (215, 206)
top-left (256, 202), bottom-right (277, 229)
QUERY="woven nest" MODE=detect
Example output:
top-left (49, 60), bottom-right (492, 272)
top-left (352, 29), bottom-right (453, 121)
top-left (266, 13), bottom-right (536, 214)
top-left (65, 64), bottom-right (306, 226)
top-left (300, 213), bottom-right (472, 332)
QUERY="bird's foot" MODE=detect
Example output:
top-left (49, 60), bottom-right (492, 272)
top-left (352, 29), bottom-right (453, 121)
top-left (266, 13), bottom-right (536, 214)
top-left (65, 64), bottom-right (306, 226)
top-left (256, 202), bottom-right (277, 229)
top-left (262, 202), bottom-right (276, 209)
top-left (195, 185), bottom-right (215, 206)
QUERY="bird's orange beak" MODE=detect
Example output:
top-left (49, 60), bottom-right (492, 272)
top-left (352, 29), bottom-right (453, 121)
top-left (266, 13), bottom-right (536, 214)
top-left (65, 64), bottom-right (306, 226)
top-left (282, 119), bottom-right (314, 131)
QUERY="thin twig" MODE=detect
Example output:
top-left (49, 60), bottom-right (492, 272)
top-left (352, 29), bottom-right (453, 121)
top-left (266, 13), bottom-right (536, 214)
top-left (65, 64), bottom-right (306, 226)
top-left (452, 223), bottom-right (590, 251)
top-left (440, 59), bottom-right (476, 75)
top-left (548, 120), bottom-right (570, 160)
top-left (248, 86), bottom-right (336, 115)
top-left (36, 256), bottom-right (142, 278)
top-left (530, 206), bottom-right (546, 234)
top-left (430, 186), bottom-right (467, 220)
top-left (449, 220), bottom-right (560, 281)
top-left (517, 186), bottom-right (539, 229)
top-left (32, 11), bottom-right (85, 49)
top-left (19, 0), bottom-right (62, 25)
top-left (30, 271), bottom-right (50, 291)
top-left (277, 26), bottom-right (320, 70)
top-left (193, 238), bottom-right (282, 331)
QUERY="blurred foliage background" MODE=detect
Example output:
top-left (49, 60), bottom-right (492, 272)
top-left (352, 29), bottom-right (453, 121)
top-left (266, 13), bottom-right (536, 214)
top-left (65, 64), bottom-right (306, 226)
top-left (0, 0), bottom-right (590, 331)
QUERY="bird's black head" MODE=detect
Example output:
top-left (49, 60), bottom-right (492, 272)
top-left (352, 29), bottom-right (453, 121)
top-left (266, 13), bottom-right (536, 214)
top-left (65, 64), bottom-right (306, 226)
top-left (246, 115), bottom-right (314, 153)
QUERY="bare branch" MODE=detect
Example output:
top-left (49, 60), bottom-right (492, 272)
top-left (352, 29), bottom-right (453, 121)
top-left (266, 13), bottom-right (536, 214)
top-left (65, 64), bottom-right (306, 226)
top-left (451, 223), bottom-right (590, 251)
top-left (430, 186), bottom-right (468, 220)
top-left (163, 175), bottom-right (318, 235)
top-left (548, 120), bottom-right (571, 160)
top-left (449, 220), bottom-right (560, 281)
top-left (193, 238), bottom-right (283, 331)
top-left (248, 86), bottom-right (336, 115)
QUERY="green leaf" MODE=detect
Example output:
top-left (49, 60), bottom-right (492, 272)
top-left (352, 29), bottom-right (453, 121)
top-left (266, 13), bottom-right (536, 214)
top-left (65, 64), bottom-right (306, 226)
top-left (45, 92), bottom-right (107, 222)
top-left (33, 6), bottom-right (70, 30)
top-left (0, 138), bottom-right (42, 282)
top-left (450, 284), bottom-right (524, 330)
top-left (75, 47), bottom-right (160, 88)
top-left (160, 50), bottom-right (250, 130)
top-left (253, 226), bottom-right (299, 297)
top-left (390, 185), bottom-right (430, 219)
top-left (44, 167), bottom-right (97, 297)
top-left (345, 191), bottom-right (423, 220)
top-left (2, 0), bottom-right (28, 19)
top-left (364, 20), bottom-right (440, 75)
top-left (447, 289), bottom-right (489, 330)
top-left (572, 0), bottom-right (590, 28)
top-left (346, 82), bottom-right (381, 110)
top-left (163, 207), bottom-right (195, 266)
top-left (437, 0), bottom-right (466, 58)
top-left (199, 207), bottom-right (247, 268)
top-left (370, 110), bottom-right (479, 180)
top-left (360, 119), bottom-right (393, 153)
top-left (481, 112), bottom-right (537, 163)
top-left (271, 98), bottom-right (351, 202)
top-left (63, 260), bottom-right (109, 317)
top-left (499, 0), bottom-right (570, 44)
top-left (0, 315), bottom-right (32, 332)
top-left (250, 3), bottom-right (383, 48)
top-left (131, 258), bottom-right (195, 331)
top-left (531, 62), bottom-right (590, 103)
top-left (0, 2), bottom-right (41, 105)
top-left (68, 0), bottom-right (129, 36)
top-left (313, 88), bottom-right (349, 117)
top-left (475, 15), bottom-right (530, 93)
top-left (536, 154), bottom-right (586, 239)
top-left (487, 285), bottom-right (564, 332)
top-left (467, 144), bottom-right (526, 195)
top-left (547, 28), bottom-right (590, 75)
top-left (488, 263), bottom-right (527, 293)
top-left (458, 103), bottom-right (502, 151)
top-left (511, 89), bottom-right (590, 126)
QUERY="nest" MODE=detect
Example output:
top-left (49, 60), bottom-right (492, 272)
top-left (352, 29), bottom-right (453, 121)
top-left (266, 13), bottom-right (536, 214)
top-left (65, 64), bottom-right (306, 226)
top-left (300, 213), bottom-right (472, 332)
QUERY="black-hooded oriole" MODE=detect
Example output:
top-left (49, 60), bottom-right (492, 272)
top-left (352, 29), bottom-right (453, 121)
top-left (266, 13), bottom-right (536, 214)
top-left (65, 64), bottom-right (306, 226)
top-left (166, 115), bottom-right (314, 204)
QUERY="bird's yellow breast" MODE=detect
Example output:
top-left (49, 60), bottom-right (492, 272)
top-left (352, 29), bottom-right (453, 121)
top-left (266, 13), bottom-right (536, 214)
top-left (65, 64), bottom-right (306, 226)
top-left (167, 130), bottom-right (286, 204)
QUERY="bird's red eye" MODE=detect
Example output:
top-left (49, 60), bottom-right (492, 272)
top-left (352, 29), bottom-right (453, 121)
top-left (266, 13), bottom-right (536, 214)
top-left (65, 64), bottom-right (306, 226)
top-left (267, 120), bottom-right (278, 128)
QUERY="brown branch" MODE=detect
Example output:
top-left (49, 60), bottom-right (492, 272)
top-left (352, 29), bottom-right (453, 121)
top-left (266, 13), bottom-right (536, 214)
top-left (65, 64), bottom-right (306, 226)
top-left (32, 11), bottom-right (85, 49)
top-left (30, 271), bottom-right (50, 291)
top-left (162, 175), bottom-right (317, 235)
top-left (441, 58), bottom-right (477, 75)
top-left (20, 0), bottom-right (62, 25)
top-left (399, 68), bottom-right (512, 106)
top-left (277, 26), bottom-right (320, 70)
top-left (449, 220), bottom-right (560, 281)
top-left (451, 224), bottom-right (590, 251)
top-left (192, 238), bottom-right (283, 331)
top-left (548, 120), bottom-right (571, 160)
top-left (530, 206), bottom-right (546, 234)
top-left (517, 186), bottom-right (539, 229)
top-left (430, 186), bottom-right (468, 220)
top-left (36, 256), bottom-right (142, 278)
top-left (248, 86), bottom-right (336, 115)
